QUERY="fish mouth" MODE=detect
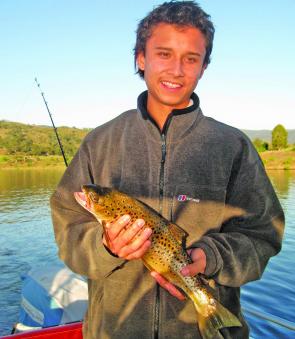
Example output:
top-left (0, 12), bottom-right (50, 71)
top-left (74, 191), bottom-right (91, 211)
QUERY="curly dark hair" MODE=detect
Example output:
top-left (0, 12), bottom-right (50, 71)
top-left (134, 1), bottom-right (215, 79)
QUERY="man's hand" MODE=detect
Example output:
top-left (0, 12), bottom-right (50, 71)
top-left (151, 248), bottom-right (206, 300)
top-left (103, 214), bottom-right (152, 260)
top-left (150, 271), bottom-right (186, 300)
top-left (181, 248), bottom-right (206, 277)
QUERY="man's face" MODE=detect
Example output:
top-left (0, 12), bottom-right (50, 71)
top-left (137, 23), bottom-right (207, 114)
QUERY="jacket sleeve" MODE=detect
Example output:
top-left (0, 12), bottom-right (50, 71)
top-left (192, 140), bottom-right (285, 288)
top-left (50, 139), bottom-right (126, 279)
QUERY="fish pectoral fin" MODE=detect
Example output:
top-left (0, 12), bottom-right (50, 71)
top-left (168, 223), bottom-right (188, 244)
top-left (197, 300), bottom-right (242, 339)
top-left (198, 275), bottom-right (216, 291)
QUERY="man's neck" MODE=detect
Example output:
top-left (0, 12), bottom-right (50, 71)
top-left (147, 98), bottom-right (193, 131)
top-left (148, 109), bottom-right (170, 131)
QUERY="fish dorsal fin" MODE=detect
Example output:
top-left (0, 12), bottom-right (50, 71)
top-left (168, 223), bottom-right (188, 244)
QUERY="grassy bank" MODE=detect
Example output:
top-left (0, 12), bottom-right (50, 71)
top-left (0, 155), bottom-right (67, 168)
top-left (259, 150), bottom-right (295, 170)
top-left (1, 151), bottom-right (295, 170)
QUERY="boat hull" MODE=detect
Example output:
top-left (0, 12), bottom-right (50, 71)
top-left (1, 322), bottom-right (83, 339)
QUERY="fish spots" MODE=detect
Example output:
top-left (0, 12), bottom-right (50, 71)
top-left (79, 186), bottom-right (242, 332)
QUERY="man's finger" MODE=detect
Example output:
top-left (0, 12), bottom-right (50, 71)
top-left (181, 262), bottom-right (202, 277)
top-left (113, 219), bottom-right (146, 250)
top-left (117, 228), bottom-right (152, 258)
top-left (150, 272), bottom-right (186, 301)
top-left (124, 239), bottom-right (152, 260)
top-left (181, 248), bottom-right (206, 276)
top-left (105, 215), bottom-right (131, 239)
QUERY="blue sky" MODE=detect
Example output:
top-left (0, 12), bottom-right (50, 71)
top-left (0, 0), bottom-right (294, 130)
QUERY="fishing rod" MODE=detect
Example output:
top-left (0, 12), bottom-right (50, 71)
top-left (34, 78), bottom-right (68, 167)
top-left (242, 306), bottom-right (295, 331)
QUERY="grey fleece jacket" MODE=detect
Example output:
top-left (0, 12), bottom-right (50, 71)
top-left (50, 91), bottom-right (284, 339)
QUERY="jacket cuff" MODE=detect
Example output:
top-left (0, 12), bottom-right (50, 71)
top-left (95, 231), bottom-right (126, 276)
top-left (189, 237), bottom-right (219, 277)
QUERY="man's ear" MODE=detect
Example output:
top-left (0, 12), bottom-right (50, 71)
top-left (137, 52), bottom-right (145, 71)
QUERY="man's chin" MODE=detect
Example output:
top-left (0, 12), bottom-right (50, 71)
top-left (159, 98), bottom-right (191, 110)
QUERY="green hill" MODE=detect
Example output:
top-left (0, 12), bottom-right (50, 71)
top-left (1, 120), bottom-right (294, 160)
top-left (0, 120), bottom-right (91, 157)
top-left (1, 121), bottom-right (294, 169)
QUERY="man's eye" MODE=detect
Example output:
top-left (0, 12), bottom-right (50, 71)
top-left (158, 52), bottom-right (170, 58)
top-left (186, 57), bottom-right (197, 64)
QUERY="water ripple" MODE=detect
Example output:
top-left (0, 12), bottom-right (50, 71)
top-left (1, 169), bottom-right (295, 337)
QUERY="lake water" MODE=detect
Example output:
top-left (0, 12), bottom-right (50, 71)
top-left (0, 168), bottom-right (294, 337)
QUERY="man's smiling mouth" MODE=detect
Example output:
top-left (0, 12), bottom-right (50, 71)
top-left (161, 81), bottom-right (182, 89)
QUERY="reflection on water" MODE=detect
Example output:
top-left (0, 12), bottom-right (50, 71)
top-left (241, 170), bottom-right (295, 338)
top-left (0, 168), bottom-right (65, 335)
top-left (0, 168), bottom-right (65, 191)
top-left (0, 168), bottom-right (294, 337)
top-left (0, 168), bottom-right (64, 224)
top-left (267, 169), bottom-right (295, 199)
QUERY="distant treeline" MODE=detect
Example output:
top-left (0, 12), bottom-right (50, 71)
top-left (0, 120), bottom-right (91, 156)
top-left (244, 124), bottom-right (294, 152)
top-left (1, 120), bottom-right (294, 157)
top-left (243, 129), bottom-right (295, 144)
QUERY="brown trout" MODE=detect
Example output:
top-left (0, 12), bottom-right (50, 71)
top-left (74, 184), bottom-right (241, 338)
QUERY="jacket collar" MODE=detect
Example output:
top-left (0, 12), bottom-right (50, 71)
top-left (137, 90), bottom-right (203, 142)
top-left (138, 91), bottom-right (199, 122)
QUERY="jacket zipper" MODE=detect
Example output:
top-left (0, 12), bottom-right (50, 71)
top-left (154, 132), bottom-right (167, 339)
top-left (159, 133), bottom-right (167, 212)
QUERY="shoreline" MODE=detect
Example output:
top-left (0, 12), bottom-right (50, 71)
top-left (1, 151), bottom-right (295, 170)
top-left (0, 155), bottom-right (69, 169)
top-left (258, 150), bottom-right (295, 170)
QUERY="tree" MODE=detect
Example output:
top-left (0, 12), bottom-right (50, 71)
top-left (272, 124), bottom-right (288, 150)
top-left (253, 138), bottom-right (269, 152)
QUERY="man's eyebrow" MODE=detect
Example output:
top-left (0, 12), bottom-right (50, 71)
top-left (154, 47), bottom-right (172, 52)
top-left (154, 47), bottom-right (202, 56)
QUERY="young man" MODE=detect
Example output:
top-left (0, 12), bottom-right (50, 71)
top-left (51, 2), bottom-right (284, 338)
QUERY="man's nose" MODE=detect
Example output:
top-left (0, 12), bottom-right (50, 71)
top-left (168, 59), bottom-right (185, 76)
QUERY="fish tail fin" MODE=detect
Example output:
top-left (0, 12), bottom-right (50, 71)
top-left (197, 300), bottom-right (242, 339)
